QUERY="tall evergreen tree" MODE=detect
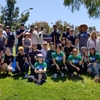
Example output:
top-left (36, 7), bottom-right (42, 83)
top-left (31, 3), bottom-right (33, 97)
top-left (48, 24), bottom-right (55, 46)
top-left (0, 0), bottom-right (30, 29)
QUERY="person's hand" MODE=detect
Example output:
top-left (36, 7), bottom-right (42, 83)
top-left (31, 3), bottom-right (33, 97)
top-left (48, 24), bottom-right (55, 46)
top-left (21, 32), bottom-right (25, 36)
top-left (76, 67), bottom-right (80, 71)
top-left (56, 65), bottom-right (60, 70)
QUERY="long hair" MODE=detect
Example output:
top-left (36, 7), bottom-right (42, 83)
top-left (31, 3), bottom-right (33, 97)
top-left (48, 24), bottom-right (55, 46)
top-left (90, 31), bottom-right (97, 39)
top-left (90, 48), bottom-right (96, 56)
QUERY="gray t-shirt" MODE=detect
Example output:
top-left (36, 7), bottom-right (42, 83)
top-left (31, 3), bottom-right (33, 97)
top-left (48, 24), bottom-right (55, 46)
top-left (78, 32), bottom-right (90, 48)
top-left (0, 35), bottom-right (6, 48)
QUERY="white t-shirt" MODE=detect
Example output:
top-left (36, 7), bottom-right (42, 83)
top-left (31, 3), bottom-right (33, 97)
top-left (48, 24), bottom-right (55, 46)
top-left (37, 31), bottom-right (44, 45)
top-left (40, 48), bottom-right (47, 60)
top-left (31, 30), bottom-right (38, 44)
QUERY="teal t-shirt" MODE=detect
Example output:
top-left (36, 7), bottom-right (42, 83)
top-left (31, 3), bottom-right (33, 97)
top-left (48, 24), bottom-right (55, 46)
top-left (34, 62), bottom-right (47, 70)
top-left (52, 51), bottom-right (65, 66)
top-left (89, 52), bottom-right (100, 63)
top-left (68, 54), bottom-right (82, 65)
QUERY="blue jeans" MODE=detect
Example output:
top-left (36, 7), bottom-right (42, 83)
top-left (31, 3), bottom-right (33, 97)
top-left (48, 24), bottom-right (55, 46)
top-left (92, 63), bottom-right (100, 77)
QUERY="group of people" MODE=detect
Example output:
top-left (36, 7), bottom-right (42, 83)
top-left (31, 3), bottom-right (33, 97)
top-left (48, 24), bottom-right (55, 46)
top-left (0, 22), bottom-right (100, 85)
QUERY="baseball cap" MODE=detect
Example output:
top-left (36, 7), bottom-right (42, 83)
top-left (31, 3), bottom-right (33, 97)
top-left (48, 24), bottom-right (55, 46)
top-left (6, 26), bottom-right (10, 29)
top-left (37, 54), bottom-right (43, 58)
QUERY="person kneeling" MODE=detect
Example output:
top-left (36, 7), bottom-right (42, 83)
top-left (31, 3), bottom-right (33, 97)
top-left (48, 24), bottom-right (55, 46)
top-left (52, 44), bottom-right (67, 78)
top-left (68, 48), bottom-right (84, 77)
top-left (13, 46), bottom-right (29, 79)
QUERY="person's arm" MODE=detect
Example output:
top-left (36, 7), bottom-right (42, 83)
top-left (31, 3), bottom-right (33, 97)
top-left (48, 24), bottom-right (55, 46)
top-left (25, 54), bottom-right (28, 62)
top-left (63, 54), bottom-right (66, 65)
top-left (4, 36), bottom-right (7, 45)
top-left (29, 39), bottom-right (32, 49)
top-left (69, 61), bottom-right (80, 71)
top-left (16, 31), bottom-right (25, 39)
top-left (16, 61), bottom-right (21, 71)
top-left (1, 55), bottom-right (5, 64)
top-left (29, 56), bottom-right (33, 67)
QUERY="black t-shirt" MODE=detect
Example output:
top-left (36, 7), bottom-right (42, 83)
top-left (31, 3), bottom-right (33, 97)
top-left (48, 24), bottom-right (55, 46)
top-left (3, 54), bottom-right (14, 65)
top-left (16, 53), bottom-right (28, 66)
top-left (67, 35), bottom-right (76, 45)
top-left (64, 46), bottom-right (75, 59)
top-left (29, 50), bottom-right (41, 65)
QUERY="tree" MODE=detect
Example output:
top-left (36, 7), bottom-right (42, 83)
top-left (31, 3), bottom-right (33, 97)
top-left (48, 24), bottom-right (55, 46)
top-left (0, 0), bottom-right (29, 30)
top-left (63, 0), bottom-right (100, 18)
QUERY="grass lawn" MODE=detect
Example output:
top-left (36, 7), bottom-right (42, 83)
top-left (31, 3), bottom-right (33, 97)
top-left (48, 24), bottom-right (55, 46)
top-left (0, 72), bottom-right (100, 100)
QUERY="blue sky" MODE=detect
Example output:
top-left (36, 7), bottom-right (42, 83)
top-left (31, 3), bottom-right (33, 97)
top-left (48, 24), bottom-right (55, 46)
top-left (0, 0), bottom-right (100, 31)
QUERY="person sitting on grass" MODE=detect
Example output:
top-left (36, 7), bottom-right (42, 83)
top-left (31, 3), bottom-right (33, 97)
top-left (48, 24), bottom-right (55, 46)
top-left (87, 47), bottom-right (100, 78)
top-left (51, 44), bottom-right (66, 78)
top-left (29, 54), bottom-right (47, 85)
top-left (13, 46), bottom-right (29, 79)
top-left (0, 47), bottom-right (14, 75)
top-left (22, 32), bottom-right (32, 54)
top-left (68, 48), bottom-right (84, 77)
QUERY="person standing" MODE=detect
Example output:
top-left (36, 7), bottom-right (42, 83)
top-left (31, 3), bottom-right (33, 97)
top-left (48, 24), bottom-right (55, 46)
top-left (62, 26), bottom-right (70, 38)
top-left (67, 29), bottom-right (76, 45)
top-left (51, 24), bottom-right (60, 48)
top-left (87, 31), bottom-right (100, 54)
top-left (78, 24), bottom-right (90, 51)
top-left (31, 26), bottom-right (38, 45)
top-left (16, 23), bottom-right (26, 48)
top-left (5, 26), bottom-right (15, 53)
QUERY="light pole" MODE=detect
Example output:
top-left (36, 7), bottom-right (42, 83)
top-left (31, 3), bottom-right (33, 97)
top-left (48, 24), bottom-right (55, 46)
top-left (21, 7), bottom-right (33, 15)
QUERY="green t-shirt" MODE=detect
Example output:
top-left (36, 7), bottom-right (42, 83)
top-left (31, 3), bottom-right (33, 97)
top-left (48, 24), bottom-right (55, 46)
top-left (52, 51), bottom-right (65, 66)
top-left (34, 62), bottom-right (47, 71)
top-left (68, 54), bottom-right (82, 65)
top-left (89, 52), bottom-right (100, 63)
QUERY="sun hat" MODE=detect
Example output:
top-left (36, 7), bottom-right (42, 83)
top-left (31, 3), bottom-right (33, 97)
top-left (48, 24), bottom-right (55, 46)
top-left (78, 24), bottom-right (88, 32)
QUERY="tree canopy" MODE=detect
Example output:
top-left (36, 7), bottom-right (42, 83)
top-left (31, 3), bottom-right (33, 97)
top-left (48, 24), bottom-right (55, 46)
top-left (63, 0), bottom-right (100, 18)
top-left (0, 0), bottom-right (30, 30)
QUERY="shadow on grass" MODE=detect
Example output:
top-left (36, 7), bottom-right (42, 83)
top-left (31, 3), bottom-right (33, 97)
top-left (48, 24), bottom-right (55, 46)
top-left (12, 73), bottom-right (25, 80)
top-left (67, 73), bottom-right (84, 83)
top-left (0, 73), bottom-right (12, 79)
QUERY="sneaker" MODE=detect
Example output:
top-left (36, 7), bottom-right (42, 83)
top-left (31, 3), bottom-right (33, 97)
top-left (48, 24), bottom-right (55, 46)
top-left (71, 74), bottom-right (74, 77)
top-left (25, 74), bottom-right (28, 79)
top-left (61, 73), bottom-right (64, 77)
top-left (54, 73), bottom-right (57, 78)
top-left (78, 74), bottom-right (81, 77)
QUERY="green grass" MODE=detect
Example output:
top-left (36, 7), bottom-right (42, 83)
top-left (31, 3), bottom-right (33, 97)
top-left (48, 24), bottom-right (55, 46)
top-left (0, 73), bottom-right (100, 100)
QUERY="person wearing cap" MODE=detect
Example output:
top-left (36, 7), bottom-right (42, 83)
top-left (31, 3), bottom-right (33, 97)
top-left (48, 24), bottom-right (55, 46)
top-left (37, 26), bottom-right (44, 50)
top-left (40, 41), bottom-right (48, 60)
top-left (68, 48), bottom-right (84, 77)
top-left (87, 47), bottom-right (100, 78)
top-left (0, 23), bottom-right (7, 37)
top-left (77, 24), bottom-right (90, 52)
top-left (67, 29), bottom-right (76, 45)
top-left (51, 24), bottom-right (60, 47)
top-left (32, 54), bottom-right (47, 84)
top-left (87, 31), bottom-right (100, 54)
top-left (16, 23), bottom-right (26, 48)
top-left (30, 26), bottom-right (38, 44)
top-left (62, 26), bottom-right (70, 38)
top-left (22, 32), bottom-right (32, 54)
top-left (29, 42), bottom-right (41, 75)
top-left (5, 26), bottom-right (15, 53)
top-left (52, 44), bottom-right (66, 78)
top-left (13, 46), bottom-right (29, 78)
